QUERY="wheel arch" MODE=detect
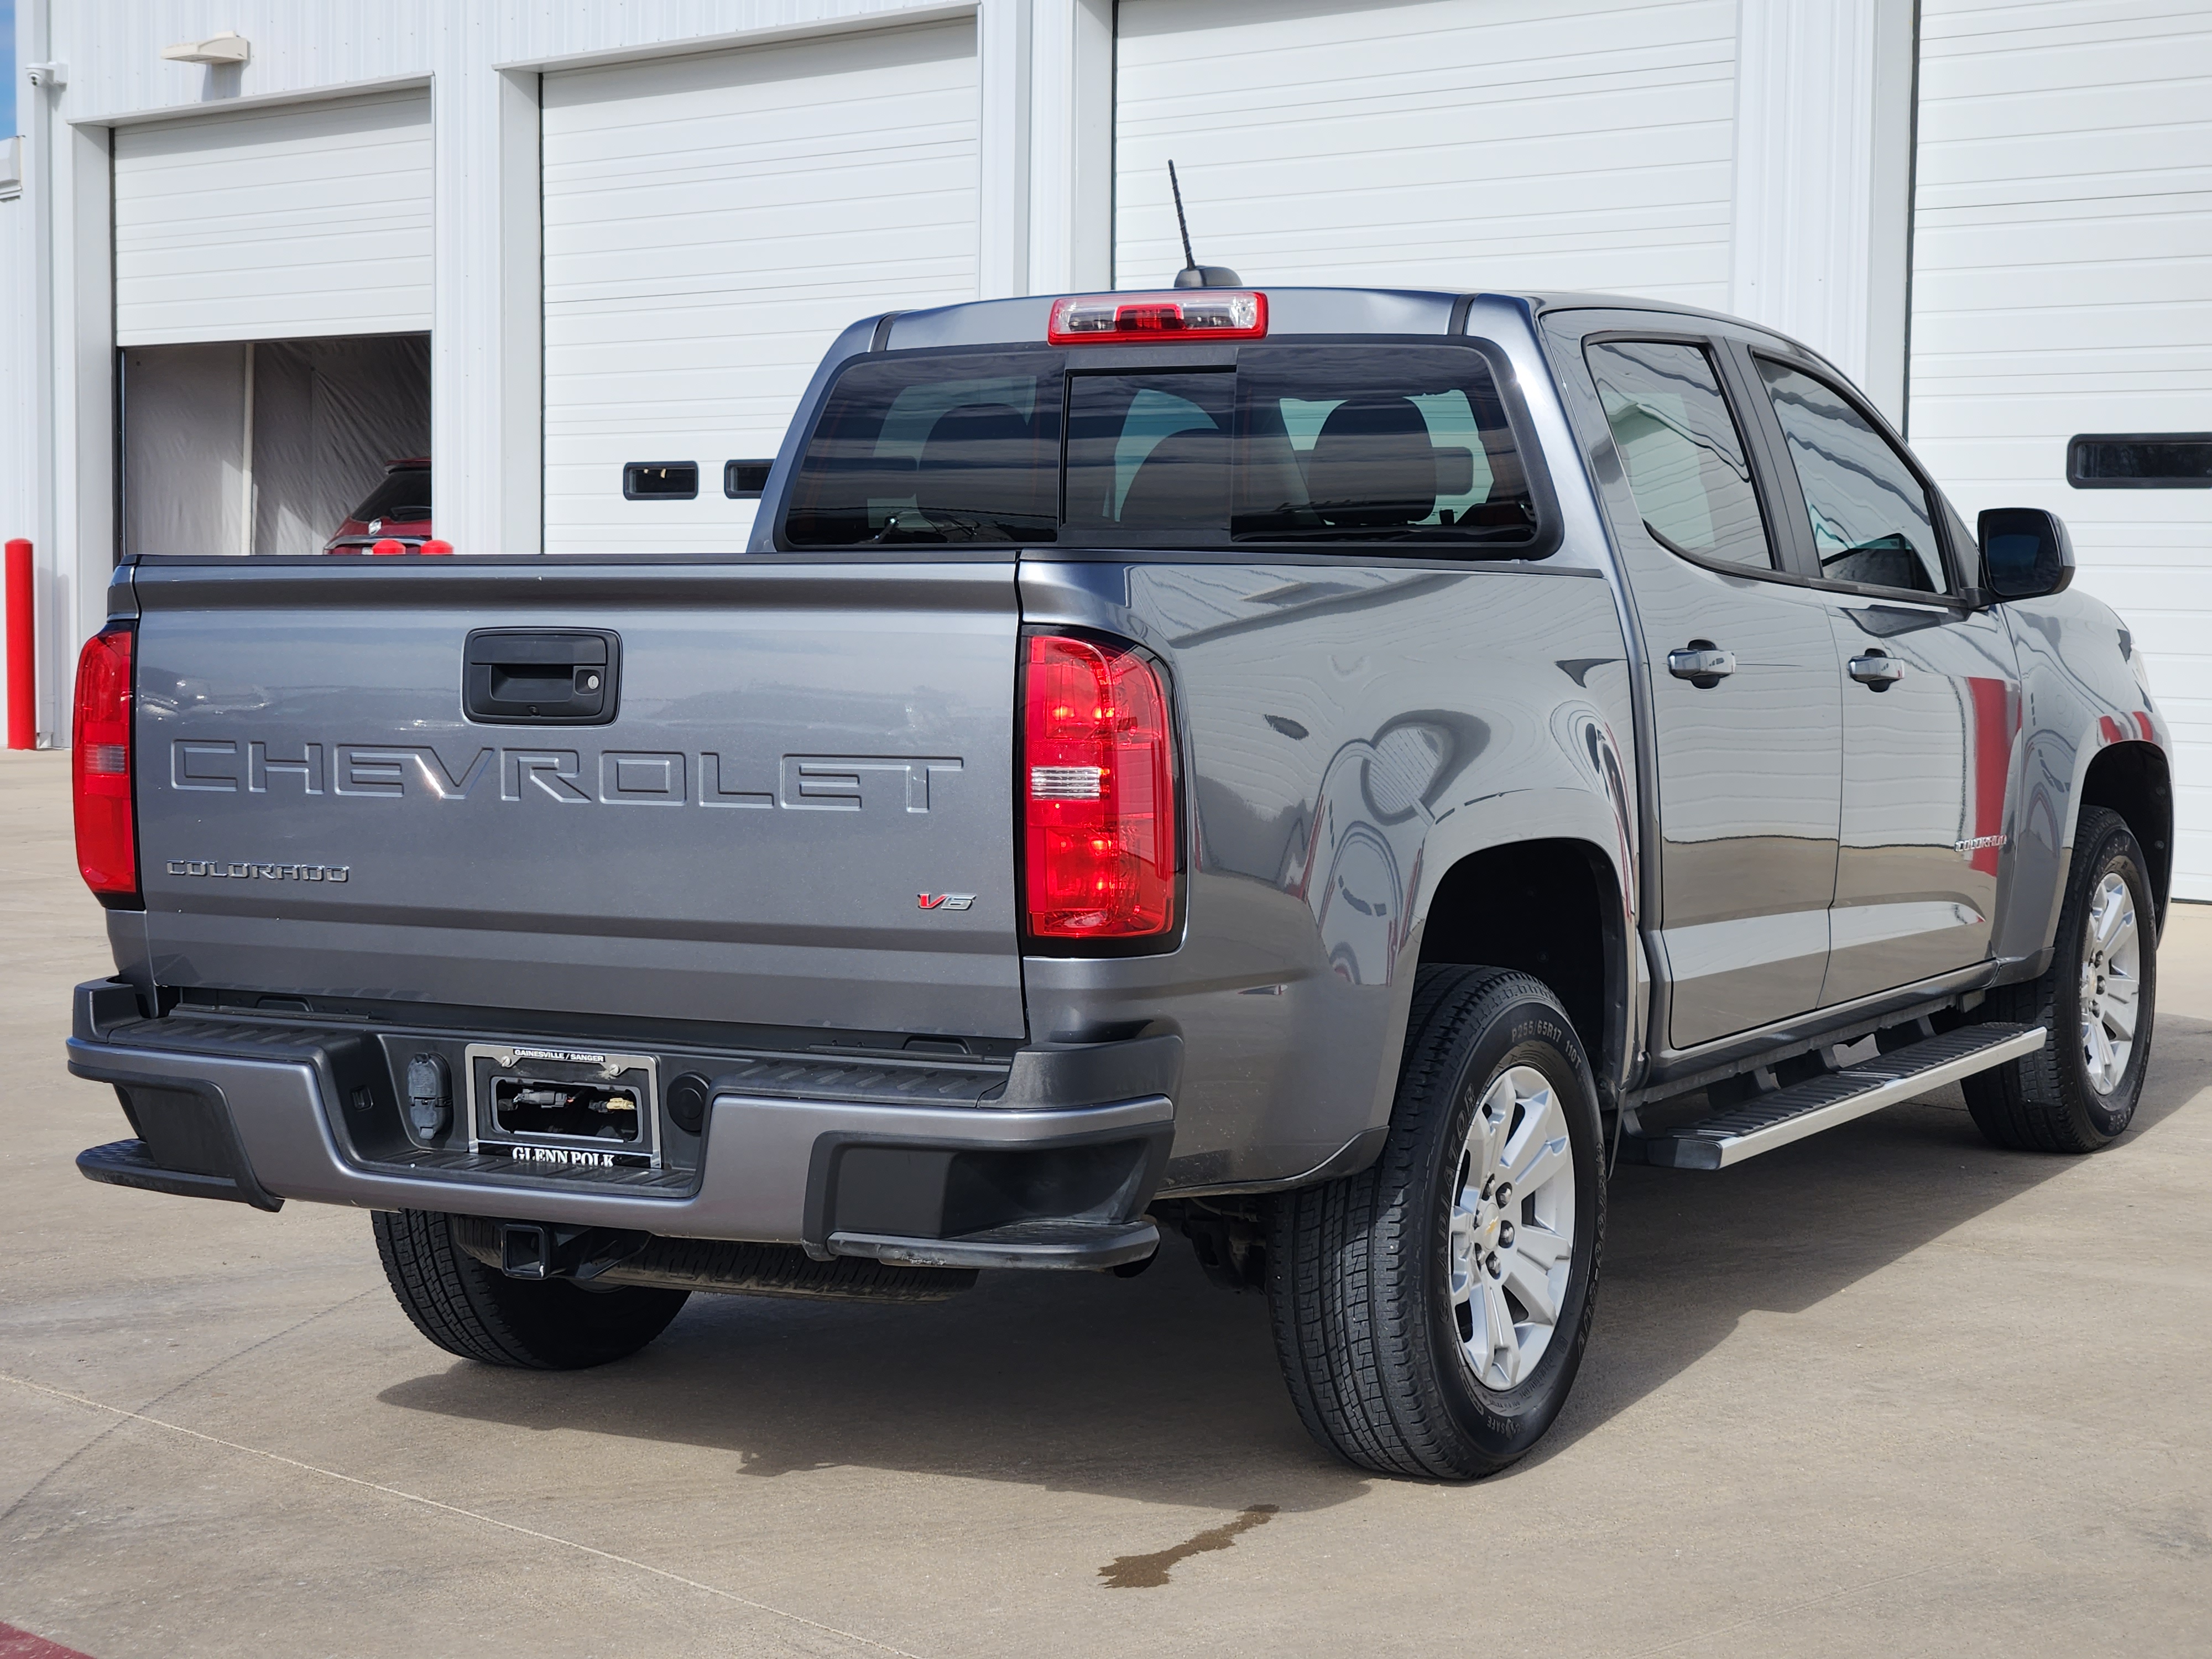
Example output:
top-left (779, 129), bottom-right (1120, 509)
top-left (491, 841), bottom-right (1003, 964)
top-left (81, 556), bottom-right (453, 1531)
top-left (1412, 834), bottom-right (1635, 1113)
top-left (2077, 740), bottom-right (2172, 930)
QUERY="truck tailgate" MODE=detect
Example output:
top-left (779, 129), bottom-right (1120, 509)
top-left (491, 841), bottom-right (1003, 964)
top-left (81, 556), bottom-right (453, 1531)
top-left (126, 559), bottom-right (1025, 1038)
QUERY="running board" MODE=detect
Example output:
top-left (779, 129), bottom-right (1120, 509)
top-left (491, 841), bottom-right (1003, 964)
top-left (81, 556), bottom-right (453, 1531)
top-left (1639, 1023), bottom-right (2047, 1170)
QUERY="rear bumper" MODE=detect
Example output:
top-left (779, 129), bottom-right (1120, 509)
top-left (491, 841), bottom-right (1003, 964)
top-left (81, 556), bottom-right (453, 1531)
top-left (66, 993), bottom-right (1176, 1270)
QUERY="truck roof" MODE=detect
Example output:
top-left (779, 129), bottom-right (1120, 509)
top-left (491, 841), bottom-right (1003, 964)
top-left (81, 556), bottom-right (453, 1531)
top-left (872, 286), bottom-right (1790, 354)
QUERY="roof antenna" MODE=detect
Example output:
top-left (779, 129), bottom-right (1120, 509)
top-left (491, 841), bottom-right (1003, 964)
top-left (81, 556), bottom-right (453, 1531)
top-left (1168, 160), bottom-right (1242, 290)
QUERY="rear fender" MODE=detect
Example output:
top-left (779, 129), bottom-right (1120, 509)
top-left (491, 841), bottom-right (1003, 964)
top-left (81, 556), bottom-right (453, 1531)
top-left (1403, 807), bottom-right (1641, 1112)
top-left (1018, 557), bottom-right (1639, 1191)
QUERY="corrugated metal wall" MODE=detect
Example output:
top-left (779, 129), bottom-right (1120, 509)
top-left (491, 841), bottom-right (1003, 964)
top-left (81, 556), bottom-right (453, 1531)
top-left (54, 0), bottom-right (430, 117)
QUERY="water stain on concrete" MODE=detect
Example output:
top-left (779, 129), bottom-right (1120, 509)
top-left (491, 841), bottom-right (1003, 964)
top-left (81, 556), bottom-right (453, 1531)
top-left (1098, 1505), bottom-right (1279, 1589)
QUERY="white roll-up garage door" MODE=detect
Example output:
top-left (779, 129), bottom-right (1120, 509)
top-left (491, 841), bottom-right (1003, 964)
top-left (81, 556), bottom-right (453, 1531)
top-left (1114, 0), bottom-right (1739, 302)
top-left (542, 21), bottom-right (980, 554)
top-left (112, 90), bottom-right (434, 346)
top-left (1909, 2), bottom-right (2212, 896)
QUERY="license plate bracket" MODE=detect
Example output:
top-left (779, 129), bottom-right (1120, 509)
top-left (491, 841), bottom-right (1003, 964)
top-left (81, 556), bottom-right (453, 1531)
top-left (464, 1043), bottom-right (660, 1171)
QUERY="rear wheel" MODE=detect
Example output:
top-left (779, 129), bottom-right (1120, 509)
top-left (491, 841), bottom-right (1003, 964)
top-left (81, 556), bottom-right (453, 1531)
top-left (1964, 805), bottom-right (2156, 1152)
top-left (373, 1209), bottom-right (688, 1369)
top-left (1267, 967), bottom-right (1604, 1479)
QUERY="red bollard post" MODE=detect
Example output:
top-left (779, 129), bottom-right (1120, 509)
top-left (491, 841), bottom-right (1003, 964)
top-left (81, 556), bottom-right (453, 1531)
top-left (4, 539), bottom-right (33, 750)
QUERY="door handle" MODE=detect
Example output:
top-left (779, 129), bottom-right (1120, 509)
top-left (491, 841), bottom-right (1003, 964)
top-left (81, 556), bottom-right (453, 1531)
top-left (464, 629), bottom-right (622, 724)
top-left (1667, 644), bottom-right (1736, 687)
top-left (1849, 651), bottom-right (1906, 690)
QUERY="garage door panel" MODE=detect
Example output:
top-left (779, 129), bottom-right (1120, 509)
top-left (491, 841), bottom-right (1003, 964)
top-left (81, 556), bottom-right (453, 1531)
top-left (1910, 373), bottom-right (2212, 416)
top-left (1919, 187), bottom-right (2212, 232)
top-left (1144, 69), bottom-right (1734, 154)
top-left (542, 21), bottom-right (979, 554)
top-left (1916, 74), bottom-right (2212, 145)
top-left (1915, 215), bottom-right (2212, 273)
top-left (1911, 301), bottom-right (2212, 362)
top-left (1121, 0), bottom-right (1732, 87)
top-left (1916, 268), bottom-right (2212, 323)
top-left (1921, 119), bottom-right (2212, 180)
top-left (554, 127), bottom-right (979, 197)
top-left (114, 90), bottom-right (433, 346)
top-left (1116, 0), bottom-right (1738, 301)
top-left (1912, 0), bottom-right (2212, 896)
top-left (549, 199), bottom-right (980, 286)
top-left (1908, 397), bottom-right (2212, 452)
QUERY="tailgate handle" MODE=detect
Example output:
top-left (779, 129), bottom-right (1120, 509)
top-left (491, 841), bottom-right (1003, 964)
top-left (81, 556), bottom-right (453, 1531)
top-left (463, 629), bottom-right (621, 724)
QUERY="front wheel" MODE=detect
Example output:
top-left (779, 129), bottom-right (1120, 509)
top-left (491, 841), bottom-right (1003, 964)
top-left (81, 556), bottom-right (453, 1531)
top-left (1964, 805), bottom-right (2157, 1152)
top-left (1267, 966), bottom-right (1604, 1479)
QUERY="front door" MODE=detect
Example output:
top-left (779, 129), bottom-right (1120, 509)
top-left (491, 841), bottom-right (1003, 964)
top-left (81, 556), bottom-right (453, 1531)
top-left (1571, 333), bottom-right (1844, 1050)
top-left (1741, 354), bottom-right (2023, 1004)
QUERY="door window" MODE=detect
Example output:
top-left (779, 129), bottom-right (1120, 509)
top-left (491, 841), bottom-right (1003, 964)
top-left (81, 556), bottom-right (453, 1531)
top-left (1755, 361), bottom-right (1947, 596)
top-left (1584, 341), bottom-right (1772, 570)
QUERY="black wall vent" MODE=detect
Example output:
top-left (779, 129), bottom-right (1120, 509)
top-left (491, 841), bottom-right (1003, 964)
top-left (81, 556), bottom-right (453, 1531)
top-left (725, 460), bottom-right (773, 499)
top-left (2067, 433), bottom-right (2212, 490)
top-left (623, 462), bottom-right (700, 500)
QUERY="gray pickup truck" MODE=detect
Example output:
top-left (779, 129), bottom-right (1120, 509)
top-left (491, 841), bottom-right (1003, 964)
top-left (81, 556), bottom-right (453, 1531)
top-left (65, 285), bottom-right (2168, 1479)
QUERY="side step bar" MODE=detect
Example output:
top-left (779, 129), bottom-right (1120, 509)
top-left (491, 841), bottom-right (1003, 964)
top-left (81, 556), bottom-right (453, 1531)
top-left (830, 1217), bottom-right (1160, 1272)
top-left (1639, 1023), bottom-right (2047, 1170)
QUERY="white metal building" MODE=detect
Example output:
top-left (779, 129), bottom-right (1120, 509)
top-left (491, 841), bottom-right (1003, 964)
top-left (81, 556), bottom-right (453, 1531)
top-left (3, 1), bottom-right (2208, 886)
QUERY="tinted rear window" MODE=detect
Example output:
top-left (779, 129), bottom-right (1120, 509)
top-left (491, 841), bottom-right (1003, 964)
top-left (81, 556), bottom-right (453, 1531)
top-left (782, 343), bottom-right (1537, 551)
top-left (348, 468), bottom-right (432, 524)
top-left (784, 356), bottom-right (1060, 546)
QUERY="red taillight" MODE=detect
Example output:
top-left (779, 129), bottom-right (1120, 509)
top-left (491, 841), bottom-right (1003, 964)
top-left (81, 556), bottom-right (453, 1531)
top-left (73, 622), bottom-right (138, 902)
top-left (1021, 634), bottom-right (1177, 941)
top-left (1047, 290), bottom-right (1267, 345)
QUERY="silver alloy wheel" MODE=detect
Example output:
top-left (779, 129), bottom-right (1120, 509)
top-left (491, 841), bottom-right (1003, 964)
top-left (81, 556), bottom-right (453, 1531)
top-left (1448, 1064), bottom-right (1577, 1391)
top-left (2079, 871), bottom-right (2143, 1094)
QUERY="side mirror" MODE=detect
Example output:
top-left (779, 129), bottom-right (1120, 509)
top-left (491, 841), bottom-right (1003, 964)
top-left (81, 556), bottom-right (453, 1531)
top-left (1978, 507), bottom-right (2075, 601)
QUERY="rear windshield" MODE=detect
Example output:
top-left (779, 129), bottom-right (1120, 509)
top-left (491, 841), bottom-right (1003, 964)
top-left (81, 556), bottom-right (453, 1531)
top-left (781, 344), bottom-right (1538, 552)
top-left (348, 467), bottom-right (432, 524)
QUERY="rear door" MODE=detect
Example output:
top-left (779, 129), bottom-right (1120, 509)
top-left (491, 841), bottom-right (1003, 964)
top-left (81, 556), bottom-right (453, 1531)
top-left (1735, 348), bottom-right (2022, 1004)
top-left (1564, 326), bottom-right (1843, 1050)
top-left (130, 558), bottom-right (1026, 1038)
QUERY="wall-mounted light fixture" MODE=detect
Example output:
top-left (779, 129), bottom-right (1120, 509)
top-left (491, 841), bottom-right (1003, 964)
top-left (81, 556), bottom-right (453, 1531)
top-left (161, 33), bottom-right (252, 67)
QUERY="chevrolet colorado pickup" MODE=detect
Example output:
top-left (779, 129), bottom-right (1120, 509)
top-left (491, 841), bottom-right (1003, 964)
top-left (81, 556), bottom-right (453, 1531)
top-left (65, 285), bottom-right (2167, 1479)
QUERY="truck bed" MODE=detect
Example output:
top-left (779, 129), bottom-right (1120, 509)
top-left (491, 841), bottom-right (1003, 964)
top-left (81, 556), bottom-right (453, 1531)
top-left (118, 556), bottom-right (1026, 1039)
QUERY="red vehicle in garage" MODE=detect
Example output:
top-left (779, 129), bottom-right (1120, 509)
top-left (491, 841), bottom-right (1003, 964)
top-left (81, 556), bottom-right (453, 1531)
top-left (323, 458), bottom-right (437, 555)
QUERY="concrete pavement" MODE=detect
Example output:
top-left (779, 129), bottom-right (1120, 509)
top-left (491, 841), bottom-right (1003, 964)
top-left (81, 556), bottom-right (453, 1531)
top-left (2, 747), bottom-right (2207, 1657)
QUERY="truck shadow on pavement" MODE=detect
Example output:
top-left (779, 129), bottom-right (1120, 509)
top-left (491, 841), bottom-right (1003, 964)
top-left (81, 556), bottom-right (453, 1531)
top-left (378, 1017), bottom-right (2209, 1508)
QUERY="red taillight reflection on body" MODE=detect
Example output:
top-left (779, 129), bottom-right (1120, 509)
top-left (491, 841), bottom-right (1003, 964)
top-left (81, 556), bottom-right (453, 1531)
top-left (1046, 290), bottom-right (1267, 345)
top-left (1021, 634), bottom-right (1176, 941)
top-left (73, 623), bottom-right (139, 902)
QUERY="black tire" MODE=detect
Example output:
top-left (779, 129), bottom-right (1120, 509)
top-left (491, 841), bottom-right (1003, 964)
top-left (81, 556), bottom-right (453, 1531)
top-left (1266, 966), bottom-right (1605, 1479)
top-left (1964, 805), bottom-right (2157, 1153)
top-left (372, 1209), bottom-right (690, 1369)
